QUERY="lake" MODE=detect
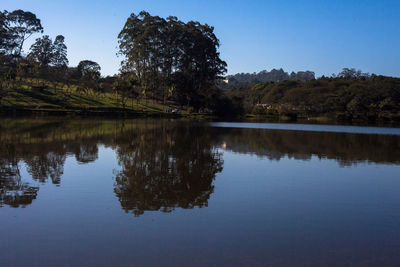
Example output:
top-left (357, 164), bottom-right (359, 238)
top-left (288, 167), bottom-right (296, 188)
top-left (1, 117), bottom-right (400, 266)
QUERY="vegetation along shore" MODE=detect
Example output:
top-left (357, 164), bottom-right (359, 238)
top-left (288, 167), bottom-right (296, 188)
top-left (1, 10), bottom-right (399, 122)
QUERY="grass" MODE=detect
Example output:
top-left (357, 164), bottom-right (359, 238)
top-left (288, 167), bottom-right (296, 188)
top-left (0, 78), bottom-right (188, 116)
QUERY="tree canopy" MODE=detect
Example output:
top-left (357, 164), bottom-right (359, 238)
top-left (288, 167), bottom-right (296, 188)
top-left (52, 35), bottom-right (68, 68)
top-left (27, 35), bottom-right (53, 66)
top-left (118, 11), bottom-right (227, 108)
top-left (27, 34), bottom-right (68, 68)
top-left (3, 9), bottom-right (43, 57)
top-left (222, 69), bottom-right (316, 90)
top-left (77, 60), bottom-right (101, 79)
top-left (0, 11), bottom-right (13, 55)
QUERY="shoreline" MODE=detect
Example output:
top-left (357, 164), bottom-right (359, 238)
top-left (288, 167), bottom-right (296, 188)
top-left (1, 107), bottom-right (399, 128)
top-left (0, 106), bottom-right (216, 119)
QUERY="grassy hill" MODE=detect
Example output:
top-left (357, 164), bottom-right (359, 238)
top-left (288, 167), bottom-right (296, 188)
top-left (0, 77), bottom-right (188, 116)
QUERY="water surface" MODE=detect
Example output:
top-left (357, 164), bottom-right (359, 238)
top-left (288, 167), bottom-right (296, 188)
top-left (1, 118), bottom-right (400, 266)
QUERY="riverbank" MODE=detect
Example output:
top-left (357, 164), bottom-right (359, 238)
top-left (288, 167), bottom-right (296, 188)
top-left (0, 82), bottom-right (215, 119)
top-left (242, 114), bottom-right (400, 128)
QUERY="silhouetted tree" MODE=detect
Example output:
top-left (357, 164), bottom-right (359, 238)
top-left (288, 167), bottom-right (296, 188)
top-left (0, 11), bottom-right (14, 55)
top-left (27, 35), bottom-right (53, 67)
top-left (6, 10), bottom-right (43, 57)
top-left (77, 60), bottom-right (101, 79)
top-left (52, 35), bottom-right (68, 68)
top-left (118, 11), bottom-right (227, 108)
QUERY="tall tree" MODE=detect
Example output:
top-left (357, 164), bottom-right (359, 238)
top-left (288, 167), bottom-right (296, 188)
top-left (0, 10), bottom-right (18, 56)
top-left (6, 10), bottom-right (43, 57)
top-left (27, 35), bottom-right (54, 67)
top-left (0, 11), bottom-right (10, 55)
top-left (52, 35), bottom-right (68, 68)
top-left (118, 11), bottom-right (164, 99)
top-left (0, 11), bottom-right (6, 39)
top-left (173, 21), bottom-right (227, 108)
top-left (118, 11), bottom-right (227, 108)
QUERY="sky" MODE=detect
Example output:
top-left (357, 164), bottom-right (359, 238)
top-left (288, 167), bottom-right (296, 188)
top-left (2, 0), bottom-right (400, 77)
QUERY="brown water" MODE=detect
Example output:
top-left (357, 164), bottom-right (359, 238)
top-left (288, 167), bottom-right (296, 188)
top-left (1, 117), bottom-right (400, 266)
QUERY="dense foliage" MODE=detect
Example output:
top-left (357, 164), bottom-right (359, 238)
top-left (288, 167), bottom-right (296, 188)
top-left (222, 68), bottom-right (315, 90)
top-left (227, 70), bottom-right (400, 122)
top-left (0, 9), bottom-right (43, 57)
top-left (118, 11), bottom-right (227, 109)
top-left (1, 9), bottom-right (236, 115)
top-left (27, 35), bottom-right (68, 67)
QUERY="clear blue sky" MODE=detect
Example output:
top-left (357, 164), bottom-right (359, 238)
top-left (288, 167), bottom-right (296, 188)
top-left (3, 0), bottom-right (400, 77)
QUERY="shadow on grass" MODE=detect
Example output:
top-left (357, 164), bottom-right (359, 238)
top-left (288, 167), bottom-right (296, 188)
top-left (68, 93), bottom-right (106, 106)
top-left (18, 89), bottom-right (63, 107)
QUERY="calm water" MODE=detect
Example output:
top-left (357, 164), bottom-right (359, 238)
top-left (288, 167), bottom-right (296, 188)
top-left (1, 118), bottom-right (400, 266)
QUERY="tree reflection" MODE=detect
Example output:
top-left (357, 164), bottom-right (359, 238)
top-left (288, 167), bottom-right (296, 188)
top-left (25, 152), bottom-right (66, 185)
top-left (219, 128), bottom-right (400, 166)
top-left (1, 117), bottom-right (400, 209)
top-left (0, 152), bottom-right (38, 208)
top-left (113, 123), bottom-right (223, 216)
top-left (74, 144), bottom-right (99, 164)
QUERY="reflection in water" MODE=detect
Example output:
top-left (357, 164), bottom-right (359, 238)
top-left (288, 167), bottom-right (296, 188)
top-left (75, 144), bottom-right (99, 164)
top-left (218, 128), bottom-right (400, 166)
top-left (114, 124), bottom-right (223, 216)
top-left (2, 118), bottom-right (400, 266)
top-left (0, 118), bottom-right (109, 208)
top-left (0, 118), bottom-right (399, 209)
top-left (0, 158), bottom-right (38, 208)
top-left (25, 153), bottom-right (66, 185)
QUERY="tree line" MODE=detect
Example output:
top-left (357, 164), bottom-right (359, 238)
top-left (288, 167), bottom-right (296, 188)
top-left (227, 68), bottom-right (400, 122)
top-left (0, 10), bottom-right (106, 103)
top-left (222, 68), bottom-right (316, 90)
top-left (2, 117), bottom-right (400, 209)
top-left (0, 118), bottom-right (224, 211)
top-left (0, 10), bottom-right (69, 68)
top-left (2, 9), bottom-right (399, 120)
top-left (1, 9), bottom-right (233, 114)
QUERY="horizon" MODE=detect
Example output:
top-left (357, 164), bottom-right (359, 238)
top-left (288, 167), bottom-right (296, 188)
top-left (2, 0), bottom-right (400, 77)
